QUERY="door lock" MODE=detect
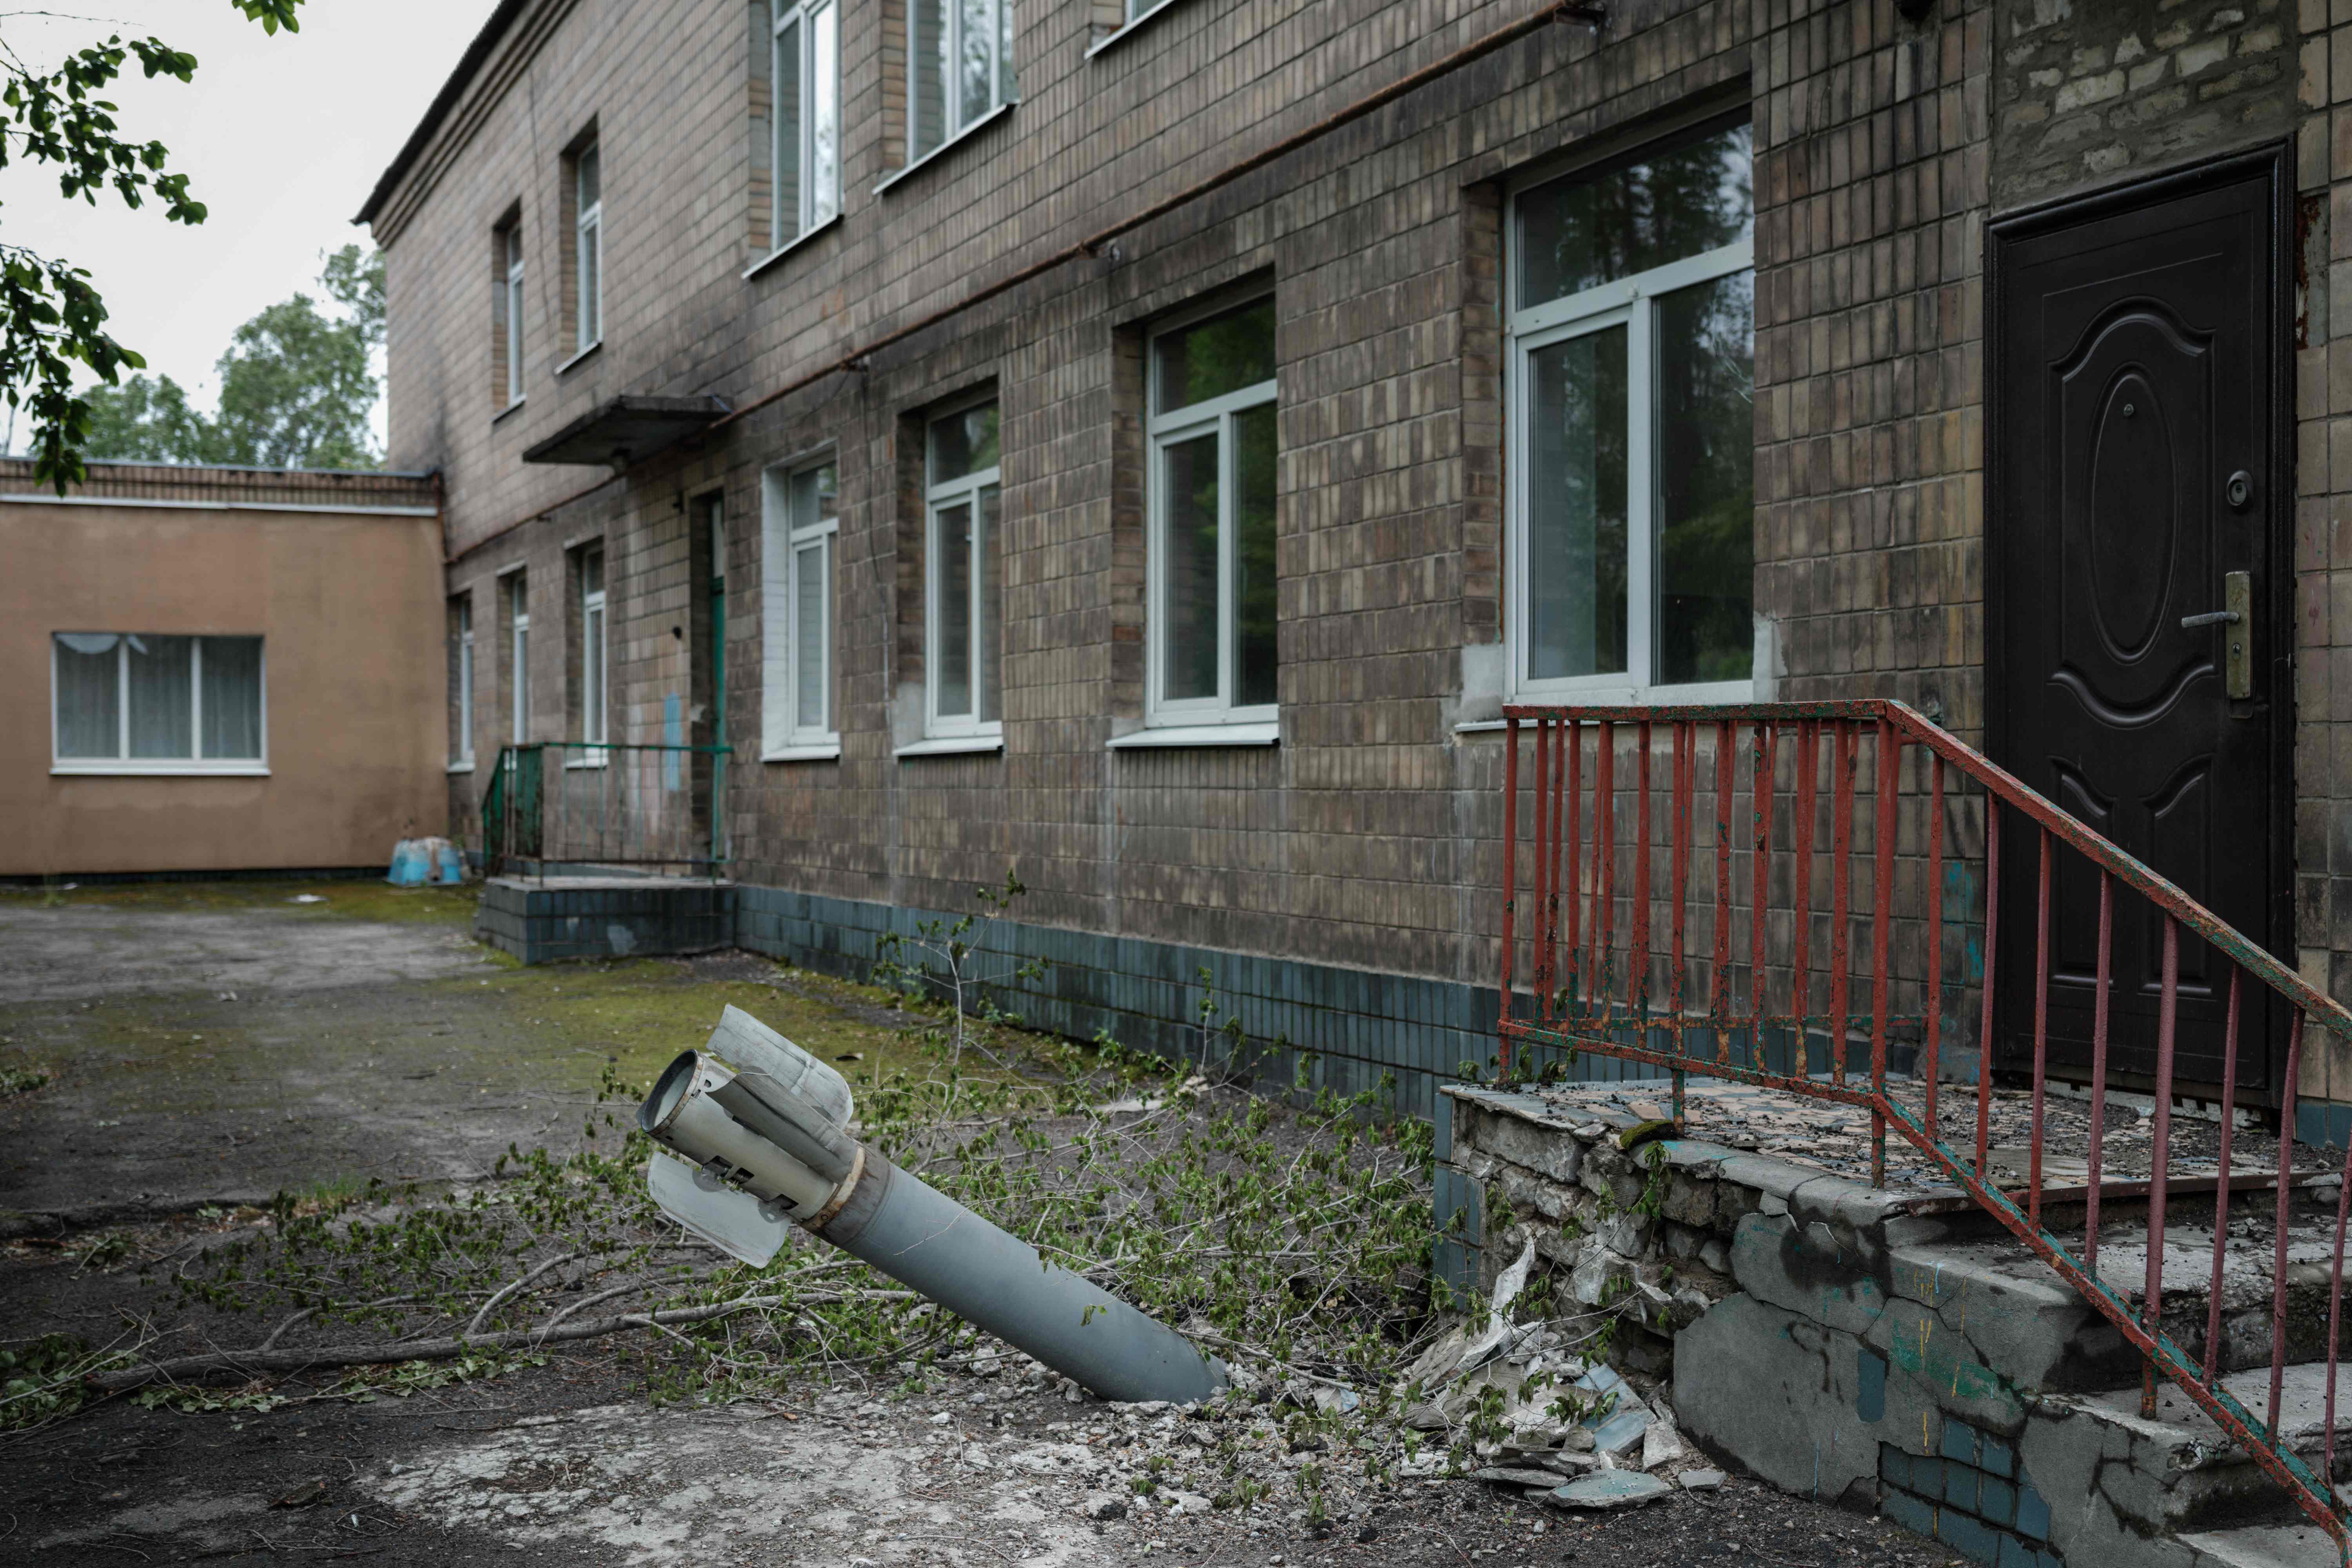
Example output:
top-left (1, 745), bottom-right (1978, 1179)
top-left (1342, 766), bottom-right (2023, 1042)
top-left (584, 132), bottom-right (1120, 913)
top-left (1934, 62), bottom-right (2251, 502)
top-left (2181, 570), bottom-right (2252, 699)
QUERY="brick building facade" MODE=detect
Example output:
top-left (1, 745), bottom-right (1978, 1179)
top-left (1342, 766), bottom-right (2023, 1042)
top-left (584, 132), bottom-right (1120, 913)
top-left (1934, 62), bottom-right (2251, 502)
top-left (363, 0), bottom-right (2352, 1129)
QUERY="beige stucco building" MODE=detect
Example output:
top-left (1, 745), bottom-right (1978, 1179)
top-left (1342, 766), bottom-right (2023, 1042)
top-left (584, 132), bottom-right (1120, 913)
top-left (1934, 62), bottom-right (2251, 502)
top-left (0, 460), bottom-right (448, 877)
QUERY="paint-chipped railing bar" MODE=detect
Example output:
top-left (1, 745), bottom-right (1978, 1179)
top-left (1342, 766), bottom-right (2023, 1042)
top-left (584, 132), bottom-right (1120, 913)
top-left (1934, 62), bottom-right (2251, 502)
top-left (1492, 698), bottom-right (2352, 1560)
top-left (482, 742), bottom-right (731, 881)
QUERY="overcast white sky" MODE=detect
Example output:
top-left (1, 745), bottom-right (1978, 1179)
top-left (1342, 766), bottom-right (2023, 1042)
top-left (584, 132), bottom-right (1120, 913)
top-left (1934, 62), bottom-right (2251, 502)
top-left (2, 1), bottom-right (497, 448)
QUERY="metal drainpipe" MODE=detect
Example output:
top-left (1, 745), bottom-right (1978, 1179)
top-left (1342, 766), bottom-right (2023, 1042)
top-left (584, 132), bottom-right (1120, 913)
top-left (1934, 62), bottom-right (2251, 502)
top-left (639, 1006), bottom-right (1228, 1405)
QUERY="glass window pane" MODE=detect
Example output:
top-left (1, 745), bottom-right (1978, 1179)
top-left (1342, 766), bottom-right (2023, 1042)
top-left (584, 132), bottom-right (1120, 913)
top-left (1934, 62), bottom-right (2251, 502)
top-left (128, 634), bottom-right (194, 759)
top-left (1527, 326), bottom-right (1628, 680)
top-left (773, 16), bottom-right (802, 238)
top-left (201, 637), bottom-right (263, 760)
top-left (1656, 271), bottom-right (1755, 685)
top-left (958, 0), bottom-right (993, 127)
top-left (1160, 432), bottom-right (1220, 702)
top-left (935, 501), bottom-right (972, 717)
top-left (928, 402), bottom-right (998, 483)
top-left (975, 484), bottom-right (1001, 724)
top-left (1154, 299), bottom-right (1276, 415)
top-left (1233, 404), bottom-right (1278, 708)
top-left (996, 0), bottom-right (1015, 112)
top-left (791, 461), bottom-right (838, 529)
top-left (811, 1), bottom-right (839, 223)
top-left (577, 143), bottom-right (600, 209)
top-left (585, 604), bottom-right (604, 741)
top-left (583, 545), bottom-right (603, 596)
top-left (579, 219), bottom-right (600, 346)
top-left (54, 635), bottom-right (120, 758)
top-left (1517, 122), bottom-right (1752, 310)
top-left (795, 540), bottom-right (828, 731)
top-left (911, 0), bottom-right (945, 158)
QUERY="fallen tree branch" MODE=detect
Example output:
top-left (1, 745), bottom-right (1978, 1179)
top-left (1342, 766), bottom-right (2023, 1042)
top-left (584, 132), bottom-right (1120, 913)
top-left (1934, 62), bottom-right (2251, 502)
top-left (85, 1296), bottom-right (799, 1392)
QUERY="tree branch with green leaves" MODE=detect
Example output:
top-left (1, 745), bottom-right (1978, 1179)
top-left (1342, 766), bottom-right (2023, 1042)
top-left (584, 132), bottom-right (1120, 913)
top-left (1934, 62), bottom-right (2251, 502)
top-left (0, 0), bottom-right (305, 490)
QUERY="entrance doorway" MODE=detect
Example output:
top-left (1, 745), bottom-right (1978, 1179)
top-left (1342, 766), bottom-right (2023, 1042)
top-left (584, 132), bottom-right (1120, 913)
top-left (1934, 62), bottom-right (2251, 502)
top-left (1986, 146), bottom-right (2293, 1103)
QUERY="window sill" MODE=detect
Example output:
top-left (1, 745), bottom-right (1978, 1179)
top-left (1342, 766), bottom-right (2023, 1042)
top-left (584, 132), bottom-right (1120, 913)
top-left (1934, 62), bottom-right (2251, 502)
top-left (874, 101), bottom-right (1014, 196)
top-left (744, 215), bottom-right (843, 280)
top-left (555, 340), bottom-right (603, 376)
top-left (492, 396), bottom-right (525, 425)
top-left (1108, 721), bottom-right (1279, 750)
top-left (762, 741), bottom-right (842, 763)
top-left (51, 761), bottom-right (270, 777)
top-left (1085, 0), bottom-right (1186, 59)
top-left (447, 759), bottom-right (477, 774)
top-left (895, 734), bottom-right (1004, 759)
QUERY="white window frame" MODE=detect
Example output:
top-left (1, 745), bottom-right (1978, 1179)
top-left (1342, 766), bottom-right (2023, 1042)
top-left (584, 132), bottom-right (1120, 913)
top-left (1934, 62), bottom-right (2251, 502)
top-left (454, 597), bottom-right (476, 770)
top-left (760, 455), bottom-right (840, 759)
top-left (923, 401), bottom-right (1001, 741)
top-left (49, 633), bottom-right (269, 776)
top-left (771, 0), bottom-right (840, 248)
top-left (905, 0), bottom-right (1011, 165)
top-left (574, 141), bottom-right (603, 355)
top-left (503, 223), bottom-right (526, 407)
top-left (1505, 155), bottom-right (1755, 705)
top-left (579, 545), bottom-right (607, 749)
top-left (1144, 304), bottom-right (1278, 731)
top-left (511, 575), bottom-right (531, 744)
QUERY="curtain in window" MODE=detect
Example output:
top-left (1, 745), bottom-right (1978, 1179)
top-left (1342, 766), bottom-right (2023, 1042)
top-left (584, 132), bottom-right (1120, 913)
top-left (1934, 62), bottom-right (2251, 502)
top-left (128, 634), bottom-right (194, 758)
top-left (54, 634), bottom-right (120, 758)
top-left (201, 636), bottom-right (264, 760)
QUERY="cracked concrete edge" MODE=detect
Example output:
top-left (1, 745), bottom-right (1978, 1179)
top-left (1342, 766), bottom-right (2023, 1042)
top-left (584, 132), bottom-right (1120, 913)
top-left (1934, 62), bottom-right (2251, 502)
top-left (1676, 1291), bottom-right (2211, 1568)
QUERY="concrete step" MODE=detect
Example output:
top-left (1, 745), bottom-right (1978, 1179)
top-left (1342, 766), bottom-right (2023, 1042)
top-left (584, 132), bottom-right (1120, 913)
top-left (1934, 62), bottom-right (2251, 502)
top-left (2180, 1519), bottom-right (2347, 1567)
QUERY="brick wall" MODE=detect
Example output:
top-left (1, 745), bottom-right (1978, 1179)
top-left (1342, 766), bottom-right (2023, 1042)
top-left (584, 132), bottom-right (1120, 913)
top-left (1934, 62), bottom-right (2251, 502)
top-left (388, 0), bottom-right (2352, 1112)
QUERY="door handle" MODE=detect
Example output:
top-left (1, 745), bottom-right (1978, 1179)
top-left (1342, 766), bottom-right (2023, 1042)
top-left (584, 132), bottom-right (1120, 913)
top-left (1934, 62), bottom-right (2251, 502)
top-left (2181, 571), bottom-right (2252, 699)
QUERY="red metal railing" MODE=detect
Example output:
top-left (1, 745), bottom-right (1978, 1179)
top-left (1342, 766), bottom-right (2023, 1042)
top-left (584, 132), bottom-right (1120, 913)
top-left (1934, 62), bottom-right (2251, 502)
top-left (1496, 699), bottom-right (2352, 1557)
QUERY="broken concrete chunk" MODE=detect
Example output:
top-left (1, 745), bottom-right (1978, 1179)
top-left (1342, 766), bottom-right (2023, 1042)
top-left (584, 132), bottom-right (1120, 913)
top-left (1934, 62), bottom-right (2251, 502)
top-left (1588, 1407), bottom-right (1652, 1456)
top-left (1077, 1493), bottom-right (1127, 1520)
top-left (1539, 1450), bottom-right (1601, 1475)
top-left (1639, 1419), bottom-right (1686, 1471)
top-left (1543, 1470), bottom-right (1673, 1510)
top-left (1677, 1468), bottom-right (1726, 1491)
top-left (1472, 1466), bottom-right (1568, 1489)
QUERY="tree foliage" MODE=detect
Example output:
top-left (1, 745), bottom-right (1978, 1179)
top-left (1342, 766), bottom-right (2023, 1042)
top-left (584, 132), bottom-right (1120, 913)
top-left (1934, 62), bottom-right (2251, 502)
top-left (84, 245), bottom-right (386, 470)
top-left (0, 2), bottom-right (306, 490)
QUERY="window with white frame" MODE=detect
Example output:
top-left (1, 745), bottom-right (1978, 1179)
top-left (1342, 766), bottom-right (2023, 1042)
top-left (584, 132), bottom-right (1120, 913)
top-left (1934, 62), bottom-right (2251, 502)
top-left (509, 571), bottom-right (531, 743)
top-left (1509, 117), bottom-right (1755, 701)
top-left (1146, 297), bottom-right (1278, 727)
top-left (771, 0), bottom-right (839, 245)
top-left (906, 0), bottom-right (1013, 163)
top-left (924, 401), bottom-right (1000, 738)
top-left (573, 140), bottom-right (602, 352)
top-left (51, 634), bottom-right (265, 773)
top-left (579, 544), bottom-right (607, 745)
top-left (500, 219), bottom-right (525, 406)
top-left (453, 596), bottom-right (475, 766)
top-left (760, 457), bottom-right (839, 754)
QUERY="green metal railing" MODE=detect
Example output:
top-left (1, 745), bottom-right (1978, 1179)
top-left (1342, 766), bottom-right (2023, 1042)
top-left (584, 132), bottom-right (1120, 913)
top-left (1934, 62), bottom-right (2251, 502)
top-left (482, 741), bottom-right (731, 880)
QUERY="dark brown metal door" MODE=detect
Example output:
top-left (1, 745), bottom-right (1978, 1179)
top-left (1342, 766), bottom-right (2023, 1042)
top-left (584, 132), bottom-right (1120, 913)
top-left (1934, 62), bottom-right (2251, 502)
top-left (1988, 149), bottom-right (2290, 1101)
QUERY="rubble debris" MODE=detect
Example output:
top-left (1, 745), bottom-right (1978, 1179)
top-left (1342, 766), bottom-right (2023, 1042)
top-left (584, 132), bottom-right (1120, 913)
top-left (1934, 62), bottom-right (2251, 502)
top-left (1677, 1468), bottom-right (1726, 1491)
top-left (1544, 1470), bottom-right (1673, 1510)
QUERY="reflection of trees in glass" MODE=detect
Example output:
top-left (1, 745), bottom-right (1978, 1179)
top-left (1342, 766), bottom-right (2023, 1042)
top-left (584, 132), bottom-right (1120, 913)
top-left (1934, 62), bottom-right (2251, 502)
top-left (1156, 299), bottom-right (1276, 413)
top-left (1234, 404), bottom-right (1278, 707)
top-left (1528, 328), bottom-right (1628, 679)
top-left (1519, 123), bottom-right (1752, 308)
top-left (1656, 272), bottom-right (1754, 684)
top-left (1163, 434), bottom-right (1220, 702)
